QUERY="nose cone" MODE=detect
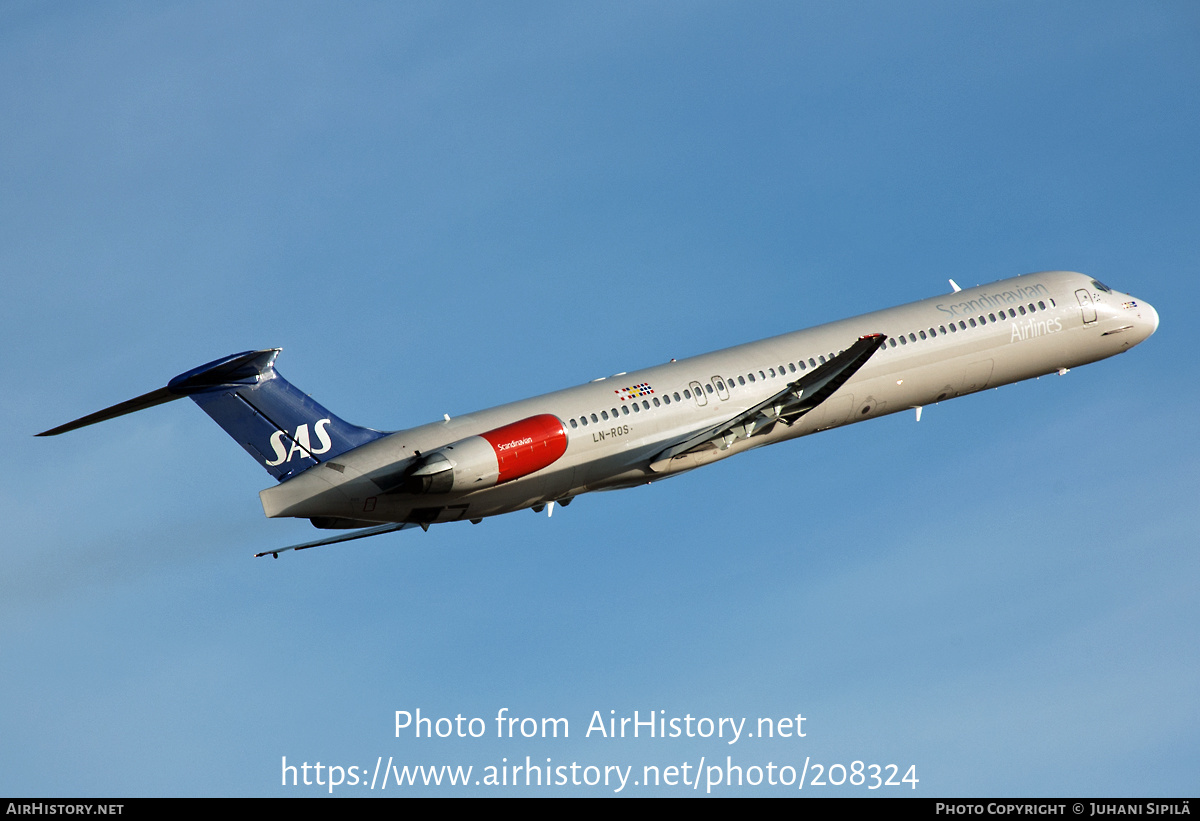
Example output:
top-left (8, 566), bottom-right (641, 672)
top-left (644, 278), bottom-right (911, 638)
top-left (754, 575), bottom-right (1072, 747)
top-left (1137, 298), bottom-right (1159, 339)
top-left (1126, 296), bottom-right (1159, 347)
top-left (1144, 301), bottom-right (1160, 335)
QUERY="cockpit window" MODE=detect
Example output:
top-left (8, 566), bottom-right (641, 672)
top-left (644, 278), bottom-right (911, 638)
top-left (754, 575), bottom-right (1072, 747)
top-left (1091, 279), bottom-right (1112, 292)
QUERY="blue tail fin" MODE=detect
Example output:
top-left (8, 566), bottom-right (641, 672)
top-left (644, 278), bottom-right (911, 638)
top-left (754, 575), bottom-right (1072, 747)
top-left (38, 349), bottom-right (386, 482)
top-left (170, 349), bottom-right (385, 481)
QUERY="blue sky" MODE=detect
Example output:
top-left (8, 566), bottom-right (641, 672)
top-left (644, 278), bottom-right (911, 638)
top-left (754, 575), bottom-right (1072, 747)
top-left (2, 1), bottom-right (1196, 796)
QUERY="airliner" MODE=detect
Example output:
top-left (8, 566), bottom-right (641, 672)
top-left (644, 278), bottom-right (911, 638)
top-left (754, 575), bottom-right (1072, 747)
top-left (39, 270), bottom-right (1157, 557)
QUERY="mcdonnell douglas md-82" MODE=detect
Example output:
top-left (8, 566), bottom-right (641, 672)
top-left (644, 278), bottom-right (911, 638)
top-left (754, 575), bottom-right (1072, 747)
top-left (39, 271), bottom-right (1157, 557)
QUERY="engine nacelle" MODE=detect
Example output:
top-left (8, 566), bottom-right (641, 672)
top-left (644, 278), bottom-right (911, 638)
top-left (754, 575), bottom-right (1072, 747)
top-left (403, 414), bottom-right (568, 495)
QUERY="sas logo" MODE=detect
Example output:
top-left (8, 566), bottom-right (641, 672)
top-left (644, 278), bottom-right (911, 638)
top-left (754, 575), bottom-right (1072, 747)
top-left (265, 419), bottom-right (333, 466)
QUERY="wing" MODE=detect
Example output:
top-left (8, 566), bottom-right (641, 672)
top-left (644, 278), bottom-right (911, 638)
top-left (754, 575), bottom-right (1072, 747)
top-left (649, 333), bottom-right (886, 472)
top-left (254, 522), bottom-right (422, 558)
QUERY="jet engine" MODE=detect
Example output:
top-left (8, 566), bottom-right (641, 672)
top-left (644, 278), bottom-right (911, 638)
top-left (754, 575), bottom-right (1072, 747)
top-left (403, 414), bottom-right (568, 494)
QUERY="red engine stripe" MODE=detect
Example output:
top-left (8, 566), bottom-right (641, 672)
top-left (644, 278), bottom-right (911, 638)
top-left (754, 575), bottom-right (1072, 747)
top-left (480, 414), bottom-right (568, 484)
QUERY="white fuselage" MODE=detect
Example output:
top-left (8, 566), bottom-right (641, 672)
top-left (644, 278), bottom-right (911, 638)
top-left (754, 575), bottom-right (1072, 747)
top-left (260, 271), bottom-right (1158, 526)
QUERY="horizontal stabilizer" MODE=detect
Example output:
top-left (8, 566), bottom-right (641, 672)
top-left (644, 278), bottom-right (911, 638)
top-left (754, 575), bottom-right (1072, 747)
top-left (37, 349), bottom-right (283, 437)
top-left (37, 349), bottom-right (385, 481)
top-left (37, 386), bottom-right (180, 437)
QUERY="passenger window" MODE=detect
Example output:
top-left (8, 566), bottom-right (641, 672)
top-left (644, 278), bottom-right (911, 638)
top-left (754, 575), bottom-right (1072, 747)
top-left (591, 413), bottom-right (598, 423)
top-left (653, 397), bottom-right (660, 407)
top-left (621, 405), bottom-right (630, 415)
top-left (643, 400), bottom-right (650, 409)
top-left (601, 410), bottom-right (609, 420)
top-left (570, 419), bottom-right (578, 429)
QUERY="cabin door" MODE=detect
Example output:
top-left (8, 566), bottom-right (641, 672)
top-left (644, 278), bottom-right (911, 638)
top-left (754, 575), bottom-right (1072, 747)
top-left (1075, 289), bottom-right (1097, 324)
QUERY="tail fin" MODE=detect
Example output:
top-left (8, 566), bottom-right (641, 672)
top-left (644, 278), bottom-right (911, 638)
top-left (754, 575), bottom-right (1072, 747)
top-left (38, 349), bottom-right (386, 482)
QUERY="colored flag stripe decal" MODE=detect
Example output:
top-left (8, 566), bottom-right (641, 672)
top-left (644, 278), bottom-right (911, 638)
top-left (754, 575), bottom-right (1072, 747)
top-left (615, 383), bottom-right (654, 400)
